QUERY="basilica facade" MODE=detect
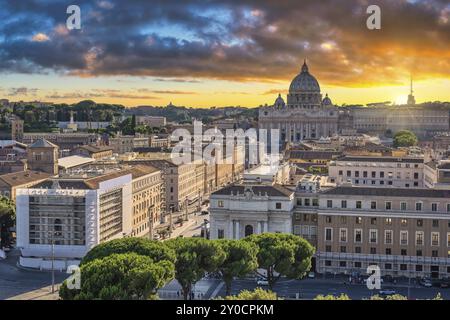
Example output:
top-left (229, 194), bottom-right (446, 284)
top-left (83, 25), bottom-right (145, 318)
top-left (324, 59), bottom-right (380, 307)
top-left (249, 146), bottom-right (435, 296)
top-left (259, 61), bottom-right (339, 142)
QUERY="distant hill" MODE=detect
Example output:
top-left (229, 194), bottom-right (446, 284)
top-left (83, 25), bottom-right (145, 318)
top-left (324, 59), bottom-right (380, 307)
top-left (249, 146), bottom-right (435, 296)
top-left (126, 105), bottom-right (258, 123)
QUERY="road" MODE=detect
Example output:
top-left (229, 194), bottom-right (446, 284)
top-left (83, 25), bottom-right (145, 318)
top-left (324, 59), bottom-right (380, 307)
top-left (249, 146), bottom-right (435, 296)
top-left (214, 277), bottom-right (450, 300)
top-left (0, 249), bottom-right (67, 300)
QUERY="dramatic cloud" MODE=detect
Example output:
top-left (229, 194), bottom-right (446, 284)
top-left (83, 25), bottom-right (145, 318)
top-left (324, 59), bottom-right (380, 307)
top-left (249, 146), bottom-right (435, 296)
top-left (0, 0), bottom-right (449, 87)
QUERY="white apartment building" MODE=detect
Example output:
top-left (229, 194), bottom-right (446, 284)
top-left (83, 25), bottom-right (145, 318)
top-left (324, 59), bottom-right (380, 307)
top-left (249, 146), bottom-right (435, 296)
top-left (329, 156), bottom-right (424, 188)
top-left (16, 171), bottom-right (135, 270)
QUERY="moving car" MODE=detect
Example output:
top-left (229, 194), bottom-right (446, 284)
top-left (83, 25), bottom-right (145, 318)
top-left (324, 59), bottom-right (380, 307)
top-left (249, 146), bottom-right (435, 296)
top-left (419, 278), bottom-right (432, 287)
top-left (379, 288), bottom-right (396, 296)
top-left (256, 278), bottom-right (269, 286)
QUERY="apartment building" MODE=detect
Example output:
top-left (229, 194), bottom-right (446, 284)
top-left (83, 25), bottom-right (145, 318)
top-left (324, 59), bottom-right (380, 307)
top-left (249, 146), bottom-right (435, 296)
top-left (329, 156), bottom-right (424, 188)
top-left (311, 187), bottom-right (450, 279)
top-left (130, 165), bottom-right (164, 238)
top-left (128, 159), bottom-right (205, 213)
top-left (15, 165), bottom-right (162, 270)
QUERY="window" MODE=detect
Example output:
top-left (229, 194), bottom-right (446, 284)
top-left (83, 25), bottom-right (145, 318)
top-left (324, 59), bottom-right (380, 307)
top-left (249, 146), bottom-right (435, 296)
top-left (432, 232), bottom-right (440, 246)
top-left (400, 264), bottom-right (407, 271)
top-left (401, 249), bottom-right (407, 256)
top-left (385, 230), bottom-right (393, 245)
top-left (326, 216), bottom-right (332, 223)
top-left (217, 229), bottom-right (225, 239)
top-left (416, 265), bottom-right (423, 272)
top-left (448, 233), bottom-right (450, 247)
top-left (297, 198), bottom-right (302, 206)
top-left (385, 263), bottom-right (392, 270)
top-left (356, 217), bottom-right (362, 224)
top-left (313, 199), bottom-right (319, 206)
top-left (325, 245), bottom-right (332, 252)
top-left (341, 200), bottom-right (347, 209)
top-left (385, 202), bottom-right (392, 210)
top-left (354, 262), bottom-right (362, 268)
top-left (275, 202), bottom-right (282, 210)
top-left (370, 247), bottom-right (377, 254)
top-left (385, 248), bottom-right (392, 255)
top-left (355, 171), bottom-right (360, 178)
top-left (401, 202), bottom-right (407, 211)
top-left (432, 250), bottom-right (438, 258)
top-left (371, 172), bottom-right (376, 178)
top-left (356, 201), bottom-right (362, 209)
top-left (385, 218), bottom-right (392, 226)
top-left (218, 200), bottom-right (224, 208)
top-left (325, 228), bottom-right (333, 241)
top-left (370, 217), bottom-right (377, 225)
top-left (340, 246), bottom-right (346, 253)
top-left (338, 170), bottom-right (343, 176)
top-left (305, 199), bottom-right (310, 206)
top-left (401, 219), bottom-right (408, 226)
top-left (325, 260), bottom-right (332, 266)
top-left (363, 171), bottom-right (368, 178)
top-left (347, 170), bottom-right (351, 177)
top-left (417, 219), bottom-right (423, 227)
top-left (339, 261), bottom-right (347, 267)
top-left (433, 220), bottom-right (439, 228)
top-left (400, 231), bottom-right (408, 245)
top-left (327, 200), bottom-right (333, 208)
top-left (432, 203), bottom-right (438, 212)
top-left (380, 171), bottom-right (385, 178)
top-left (371, 201), bottom-right (377, 209)
top-left (414, 172), bottom-right (419, 179)
top-left (303, 214), bottom-right (310, 222)
top-left (416, 231), bottom-right (424, 246)
top-left (417, 250), bottom-right (422, 256)
top-left (415, 202), bottom-right (423, 211)
top-left (447, 204), bottom-right (450, 212)
top-left (340, 228), bottom-right (348, 242)
top-left (340, 216), bottom-right (347, 224)
top-left (355, 247), bottom-right (362, 254)
top-left (354, 229), bottom-right (362, 243)
top-left (370, 229), bottom-right (378, 244)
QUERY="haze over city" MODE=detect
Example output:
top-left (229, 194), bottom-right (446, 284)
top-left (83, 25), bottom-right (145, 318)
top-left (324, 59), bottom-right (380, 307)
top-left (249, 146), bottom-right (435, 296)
top-left (0, 0), bottom-right (449, 108)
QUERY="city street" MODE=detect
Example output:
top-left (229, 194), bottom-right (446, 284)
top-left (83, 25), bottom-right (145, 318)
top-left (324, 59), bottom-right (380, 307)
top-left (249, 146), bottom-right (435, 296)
top-left (213, 277), bottom-right (450, 300)
top-left (0, 249), bottom-right (67, 300)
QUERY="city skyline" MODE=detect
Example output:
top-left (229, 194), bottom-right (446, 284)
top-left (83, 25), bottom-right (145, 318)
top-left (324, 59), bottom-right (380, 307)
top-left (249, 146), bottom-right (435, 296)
top-left (0, 0), bottom-right (449, 107)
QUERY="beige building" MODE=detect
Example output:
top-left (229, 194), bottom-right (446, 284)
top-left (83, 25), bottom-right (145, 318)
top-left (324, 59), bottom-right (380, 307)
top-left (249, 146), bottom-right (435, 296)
top-left (109, 134), bottom-right (149, 154)
top-left (129, 165), bottom-right (164, 238)
top-left (329, 156), bottom-right (424, 188)
top-left (27, 138), bottom-right (59, 175)
top-left (293, 185), bottom-right (450, 279)
top-left (74, 145), bottom-right (113, 160)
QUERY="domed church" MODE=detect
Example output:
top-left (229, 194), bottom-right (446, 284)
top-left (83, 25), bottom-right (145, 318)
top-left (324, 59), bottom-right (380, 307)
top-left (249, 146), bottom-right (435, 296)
top-left (259, 60), bottom-right (339, 142)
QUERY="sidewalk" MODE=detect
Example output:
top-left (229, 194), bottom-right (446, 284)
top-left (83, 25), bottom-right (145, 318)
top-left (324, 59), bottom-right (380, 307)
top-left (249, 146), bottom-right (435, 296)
top-left (7, 285), bottom-right (60, 300)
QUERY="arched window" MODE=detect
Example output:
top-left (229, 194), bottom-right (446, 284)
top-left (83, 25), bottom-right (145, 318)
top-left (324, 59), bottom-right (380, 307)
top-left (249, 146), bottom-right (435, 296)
top-left (245, 225), bottom-right (254, 237)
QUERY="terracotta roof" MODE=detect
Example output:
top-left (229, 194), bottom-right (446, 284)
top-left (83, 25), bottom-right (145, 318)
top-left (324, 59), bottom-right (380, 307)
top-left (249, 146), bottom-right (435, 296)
top-left (78, 145), bottom-right (113, 153)
top-left (0, 170), bottom-right (52, 187)
top-left (289, 150), bottom-right (342, 160)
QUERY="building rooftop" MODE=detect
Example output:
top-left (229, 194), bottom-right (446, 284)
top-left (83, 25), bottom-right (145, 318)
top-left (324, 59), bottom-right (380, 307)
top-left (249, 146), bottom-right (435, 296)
top-left (0, 170), bottom-right (52, 187)
top-left (58, 155), bottom-right (96, 170)
top-left (322, 186), bottom-right (450, 198)
top-left (289, 150), bottom-right (342, 160)
top-left (77, 145), bottom-right (113, 153)
top-left (335, 155), bottom-right (423, 163)
top-left (212, 184), bottom-right (294, 197)
top-left (28, 138), bottom-right (58, 149)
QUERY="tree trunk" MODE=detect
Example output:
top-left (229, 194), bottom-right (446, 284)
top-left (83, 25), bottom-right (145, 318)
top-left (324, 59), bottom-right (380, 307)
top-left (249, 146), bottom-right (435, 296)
top-left (225, 281), bottom-right (232, 296)
top-left (182, 286), bottom-right (190, 300)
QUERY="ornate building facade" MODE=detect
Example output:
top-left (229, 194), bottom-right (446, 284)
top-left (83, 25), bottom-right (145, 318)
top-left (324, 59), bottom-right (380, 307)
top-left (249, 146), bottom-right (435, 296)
top-left (259, 61), bottom-right (339, 142)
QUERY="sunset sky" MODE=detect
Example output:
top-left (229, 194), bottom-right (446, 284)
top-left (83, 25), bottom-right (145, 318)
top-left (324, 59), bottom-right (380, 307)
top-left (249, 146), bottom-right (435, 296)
top-left (0, 0), bottom-right (449, 108)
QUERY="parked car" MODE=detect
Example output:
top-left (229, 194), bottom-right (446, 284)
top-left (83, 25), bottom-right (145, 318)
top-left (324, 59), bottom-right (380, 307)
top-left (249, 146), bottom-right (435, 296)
top-left (256, 278), bottom-right (269, 286)
top-left (308, 272), bottom-right (316, 279)
top-left (153, 234), bottom-right (161, 240)
top-left (201, 211), bottom-right (209, 215)
top-left (379, 288), bottom-right (396, 296)
top-left (419, 278), bottom-right (433, 287)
